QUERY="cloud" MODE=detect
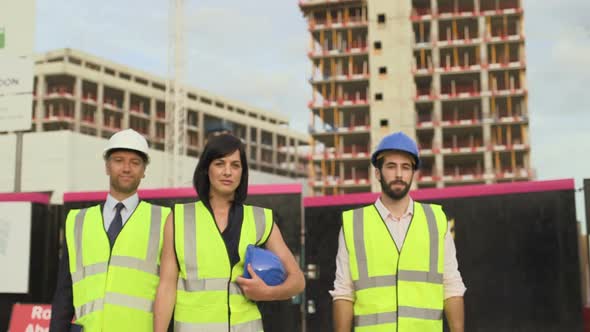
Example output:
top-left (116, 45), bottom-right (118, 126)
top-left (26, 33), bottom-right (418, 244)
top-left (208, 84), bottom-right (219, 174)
top-left (36, 0), bottom-right (169, 76)
top-left (552, 35), bottom-right (590, 71)
top-left (526, 23), bottom-right (590, 117)
top-left (179, 2), bottom-right (310, 131)
top-left (525, 0), bottom-right (590, 30)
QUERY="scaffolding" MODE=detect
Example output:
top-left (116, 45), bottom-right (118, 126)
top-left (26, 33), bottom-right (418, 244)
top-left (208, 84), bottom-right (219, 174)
top-left (301, 0), bottom-right (532, 194)
top-left (411, 0), bottom-right (530, 188)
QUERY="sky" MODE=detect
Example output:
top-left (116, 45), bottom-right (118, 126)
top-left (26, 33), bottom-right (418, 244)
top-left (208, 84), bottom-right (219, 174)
top-left (35, 0), bottom-right (590, 225)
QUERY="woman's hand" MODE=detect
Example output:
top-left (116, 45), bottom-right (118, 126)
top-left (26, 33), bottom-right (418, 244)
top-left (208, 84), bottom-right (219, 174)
top-left (236, 264), bottom-right (274, 301)
top-left (237, 223), bottom-right (306, 302)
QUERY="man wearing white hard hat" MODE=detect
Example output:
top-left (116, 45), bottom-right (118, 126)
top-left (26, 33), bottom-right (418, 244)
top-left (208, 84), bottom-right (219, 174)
top-left (50, 129), bottom-right (171, 332)
top-left (331, 132), bottom-right (466, 332)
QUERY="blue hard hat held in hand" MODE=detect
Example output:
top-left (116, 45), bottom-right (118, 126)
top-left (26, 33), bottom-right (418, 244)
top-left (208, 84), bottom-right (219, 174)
top-left (243, 244), bottom-right (286, 286)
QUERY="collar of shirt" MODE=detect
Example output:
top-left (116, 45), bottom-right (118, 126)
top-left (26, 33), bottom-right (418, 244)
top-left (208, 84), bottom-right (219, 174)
top-left (374, 196), bottom-right (414, 222)
top-left (103, 193), bottom-right (139, 226)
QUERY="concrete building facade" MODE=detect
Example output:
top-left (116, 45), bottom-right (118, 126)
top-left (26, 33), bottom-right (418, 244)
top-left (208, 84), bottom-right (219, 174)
top-left (29, 48), bottom-right (308, 178)
top-left (300, 0), bottom-right (532, 195)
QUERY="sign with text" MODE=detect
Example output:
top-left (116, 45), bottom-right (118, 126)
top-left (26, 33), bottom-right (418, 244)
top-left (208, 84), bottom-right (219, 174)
top-left (8, 304), bottom-right (51, 332)
top-left (0, 1), bottom-right (36, 56)
top-left (0, 0), bottom-right (36, 131)
top-left (0, 57), bottom-right (34, 131)
top-left (0, 202), bottom-right (32, 293)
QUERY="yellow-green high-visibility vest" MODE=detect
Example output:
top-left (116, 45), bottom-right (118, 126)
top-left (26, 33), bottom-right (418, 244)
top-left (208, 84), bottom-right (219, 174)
top-left (65, 201), bottom-right (170, 332)
top-left (173, 201), bottom-right (274, 332)
top-left (342, 202), bottom-right (447, 332)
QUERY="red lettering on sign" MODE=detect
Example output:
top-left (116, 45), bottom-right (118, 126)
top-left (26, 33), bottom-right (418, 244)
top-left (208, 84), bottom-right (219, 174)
top-left (8, 304), bottom-right (51, 332)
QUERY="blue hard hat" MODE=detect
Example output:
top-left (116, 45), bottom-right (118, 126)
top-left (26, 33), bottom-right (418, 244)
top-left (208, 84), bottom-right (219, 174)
top-left (243, 245), bottom-right (286, 286)
top-left (371, 131), bottom-right (420, 169)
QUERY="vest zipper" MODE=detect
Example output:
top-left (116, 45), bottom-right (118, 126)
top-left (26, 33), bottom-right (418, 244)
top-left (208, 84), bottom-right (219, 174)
top-left (102, 201), bottom-right (143, 324)
top-left (372, 202), bottom-right (416, 332)
top-left (215, 230), bottom-right (232, 332)
top-left (205, 203), bottom-right (236, 332)
top-left (395, 255), bottom-right (400, 332)
top-left (211, 218), bottom-right (233, 332)
top-left (227, 270), bottom-right (232, 332)
top-left (397, 203), bottom-right (416, 332)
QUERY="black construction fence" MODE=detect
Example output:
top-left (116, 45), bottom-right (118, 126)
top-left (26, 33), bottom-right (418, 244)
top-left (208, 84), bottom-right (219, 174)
top-left (304, 179), bottom-right (583, 332)
top-left (1, 179), bottom-right (587, 332)
top-left (0, 184), bottom-right (303, 332)
top-left (0, 193), bottom-right (61, 332)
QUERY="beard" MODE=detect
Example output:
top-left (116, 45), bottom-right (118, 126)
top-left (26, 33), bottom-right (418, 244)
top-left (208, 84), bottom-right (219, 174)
top-left (380, 177), bottom-right (412, 201)
top-left (110, 176), bottom-right (141, 195)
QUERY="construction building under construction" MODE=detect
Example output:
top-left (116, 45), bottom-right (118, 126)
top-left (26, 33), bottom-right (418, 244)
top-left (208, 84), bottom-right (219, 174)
top-left (29, 48), bottom-right (308, 178)
top-left (299, 0), bottom-right (532, 195)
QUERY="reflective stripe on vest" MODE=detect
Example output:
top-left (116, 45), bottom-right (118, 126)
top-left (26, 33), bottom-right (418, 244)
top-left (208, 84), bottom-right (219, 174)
top-left (76, 292), bottom-right (155, 316)
top-left (175, 319), bottom-right (263, 332)
top-left (68, 202), bottom-right (166, 320)
top-left (346, 203), bottom-right (445, 330)
top-left (174, 202), bottom-right (270, 331)
top-left (176, 203), bottom-right (243, 294)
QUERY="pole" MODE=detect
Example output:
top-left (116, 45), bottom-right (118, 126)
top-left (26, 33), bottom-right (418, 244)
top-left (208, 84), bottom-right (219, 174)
top-left (584, 179), bottom-right (590, 253)
top-left (300, 192), bottom-right (307, 332)
top-left (14, 132), bottom-right (23, 192)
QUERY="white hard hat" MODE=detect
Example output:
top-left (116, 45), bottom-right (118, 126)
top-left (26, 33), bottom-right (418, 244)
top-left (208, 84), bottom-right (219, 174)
top-left (103, 129), bottom-right (150, 163)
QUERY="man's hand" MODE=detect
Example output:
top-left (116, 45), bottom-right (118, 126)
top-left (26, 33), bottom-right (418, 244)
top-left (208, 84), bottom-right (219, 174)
top-left (236, 264), bottom-right (273, 301)
top-left (444, 296), bottom-right (465, 332)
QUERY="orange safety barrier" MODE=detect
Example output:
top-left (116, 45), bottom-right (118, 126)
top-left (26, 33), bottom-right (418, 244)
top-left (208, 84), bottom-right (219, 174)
top-left (416, 87), bottom-right (431, 97)
top-left (343, 145), bottom-right (369, 154)
top-left (418, 140), bottom-right (434, 150)
top-left (83, 93), bottom-right (97, 101)
top-left (411, 7), bottom-right (431, 16)
top-left (417, 114), bottom-right (432, 123)
top-left (419, 168), bottom-right (433, 177)
top-left (81, 115), bottom-right (95, 123)
top-left (442, 110), bottom-right (480, 123)
top-left (437, 4), bottom-right (475, 15)
top-left (103, 98), bottom-right (122, 109)
top-left (481, 0), bottom-right (520, 12)
top-left (49, 85), bottom-right (74, 95)
top-left (343, 169), bottom-right (369, 182)
top-left (444, 165), bottom-right (484, 177)
top-left (442, 136), bottom-right (482, 150)
top-left (441, 82), bottom-right (480, 96)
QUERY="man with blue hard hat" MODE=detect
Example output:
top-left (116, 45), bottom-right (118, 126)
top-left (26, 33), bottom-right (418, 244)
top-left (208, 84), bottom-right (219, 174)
top-left (331, 131), bottom-right (466, 332)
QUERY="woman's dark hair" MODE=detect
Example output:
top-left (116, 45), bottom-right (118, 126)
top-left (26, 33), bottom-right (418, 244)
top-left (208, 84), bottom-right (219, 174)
top-left (193, 134), bottom-right (248, 205)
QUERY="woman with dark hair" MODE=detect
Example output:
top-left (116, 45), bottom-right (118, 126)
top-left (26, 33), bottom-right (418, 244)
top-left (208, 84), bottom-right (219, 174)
top-left (154, 134), bottom-right (305, 332)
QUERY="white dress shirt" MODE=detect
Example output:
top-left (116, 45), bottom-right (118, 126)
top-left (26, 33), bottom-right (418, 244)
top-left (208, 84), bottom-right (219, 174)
top-left (102, 193), bottom-right (139, 230)
top-left (330, 197), bottom-right (466, 301)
